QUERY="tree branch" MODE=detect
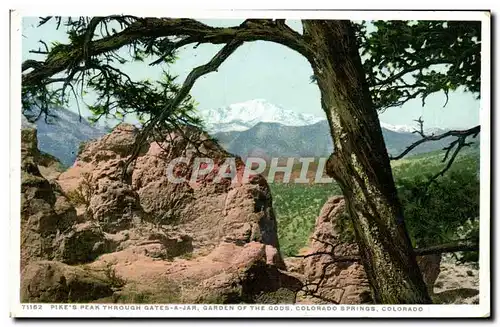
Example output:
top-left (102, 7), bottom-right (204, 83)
top-left (22, 59), bottom-right (43, 72)
top-left (293, 252), bottom-right (361, 262)
top-left (121, 39), bottom-right (245, 180)
top-left (389, 124), bottom-right (480, 161)
top-left (414, 240), bottom-right (479, 256)
top-left (425, 134), bottom-right (476, 188)
top-left (22, 17), bottom-right (310, 87)
top-left (29, 50), bottom-right (49, 55)
top-left (294, 239), bottom-right (479, 263)
top-left (372, 60), bottom-right (453, 87)
top-left (82, 17), bottom-right (107, 64)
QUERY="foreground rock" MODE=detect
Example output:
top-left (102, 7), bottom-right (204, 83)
top-left (297, 196), bottom-right (371, 304)
top-left (57, 124), bottom-right (284, 265)
top-left (108, 225), bottom-right (194, 260)
top-left (432, 258), bottom-right (479, 304)
top-left (21, 123), bottom-right (291, 303)
top-left (86, 241), bottom-right (300, 304)
top-left (53, 221), bottom-right (115, 264)
top-left (294, 196), bottom-right (443, 304)
top-left (21, 261), bottom-right (114, 303)
top-left (21, 128), bottom-right (78, 269)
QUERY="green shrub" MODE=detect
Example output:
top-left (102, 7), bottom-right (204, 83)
top-left (65, 172), bottom-right (94, 206)
top-left (395, 154), bottom-right (480, 252)
top-left (272, 149), bottom-right (480, 264)
top-left (270, 183), bottom-right (342, 256)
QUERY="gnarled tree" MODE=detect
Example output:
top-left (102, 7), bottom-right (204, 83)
top-left (21, 17), bottom-right (482, 304)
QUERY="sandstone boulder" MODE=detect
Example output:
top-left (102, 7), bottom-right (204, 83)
top-left (111, 225), bottom-right (194, 260)
top-left (57, 123), bottom-right (284, 266)
top-left (300, 196), bottom-right (371, 304)
top-left (417, 254), bottom-right (442, 294)
top-left (433, 260), bottom-right (479, 304)
top-left (21, 260), bottom-right (114, 303)
top-left (300, 196), bottom-right (442, 304)
top-left (21, 128), bottom-right (78, 269)
top-left (57, 124), bottom-right (145, 233)
top-left (53, 221), bottom-right (115, 264)
top-left (87, 241), bottom-right (300, 304)
top-left (88, 177), bottom-right (141, 233)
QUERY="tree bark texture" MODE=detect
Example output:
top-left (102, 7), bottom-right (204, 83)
top-left (302, 20), bottom-right (432, 304)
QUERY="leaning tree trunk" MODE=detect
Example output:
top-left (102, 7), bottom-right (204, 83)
top-left (302, 20), bottom-right (432, 304)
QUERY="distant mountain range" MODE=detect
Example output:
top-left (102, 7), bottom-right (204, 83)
top-left (201, 99), bottom-right (454, 159)
top-left (199, 99), bottom-right (447, 135)
top-left (22, 99), bottom-right (473, 167)
top-left (198, 99), bottom-right (325, 133)
top-left (214, 120), bottom-right (457, 160)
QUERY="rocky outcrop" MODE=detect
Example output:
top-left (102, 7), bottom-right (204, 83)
top-left (21, 122), bottom-right (290, 304)
top-left (57, 124), bottom-right (284, 265)
top-left (128, 127), bottom-right (281, 253)
top-left (110, 225), bottom-right (194, 260)
top-left (432, 259), bottom-right (479, 304)
top-left (298, 196), bottom-right (371, 304)
top-left (87, 241), bottom-right (300, 304)
top-left (296, 196), bottom-right (442, 304)
top-left (21, 120), bottom-right (66, 180)
top-left (53, 221), bottom-right (115, 264)
top-left (21, 128), bottom-right (78, 269)
top-left (417, 253), bottom-right (442, 293)
top-left (21, 121), bottom-right (478, 305)
top-left (21, 260), bottom-right (114, 303)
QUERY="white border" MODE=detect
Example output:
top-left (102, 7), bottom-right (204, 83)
top-left (5, 303), bottom-right (494, 318)
top-left (12, 9), bottom-right (489, 21)
top-left (8, 8), bottom-right (491, 319)
top-left (478, 11), bottom-right (491, 315)
top-left (9, 9), bottom-right (22, 319)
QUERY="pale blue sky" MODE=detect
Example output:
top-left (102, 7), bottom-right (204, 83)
top-left (21, 17), bottom-right (480, 129)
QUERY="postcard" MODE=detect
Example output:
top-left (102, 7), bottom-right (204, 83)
top-left (10, 8), bottom-right (491, 318)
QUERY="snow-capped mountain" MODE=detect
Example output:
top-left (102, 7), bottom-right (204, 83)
top-left (198, 99), bottom-right (325, 133)
top-left (380, 122), bottom-right (417, 133)
top-left (21, 99), bottom-right (455, 167)
top-left (200, 98), bottom-right (444, 135)
top-left (380, 122), bottom-right (447, 135)
top-left (23, 107), bottom-right (108, 167)
top-left (201, 99), bottom-right (458, 159)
